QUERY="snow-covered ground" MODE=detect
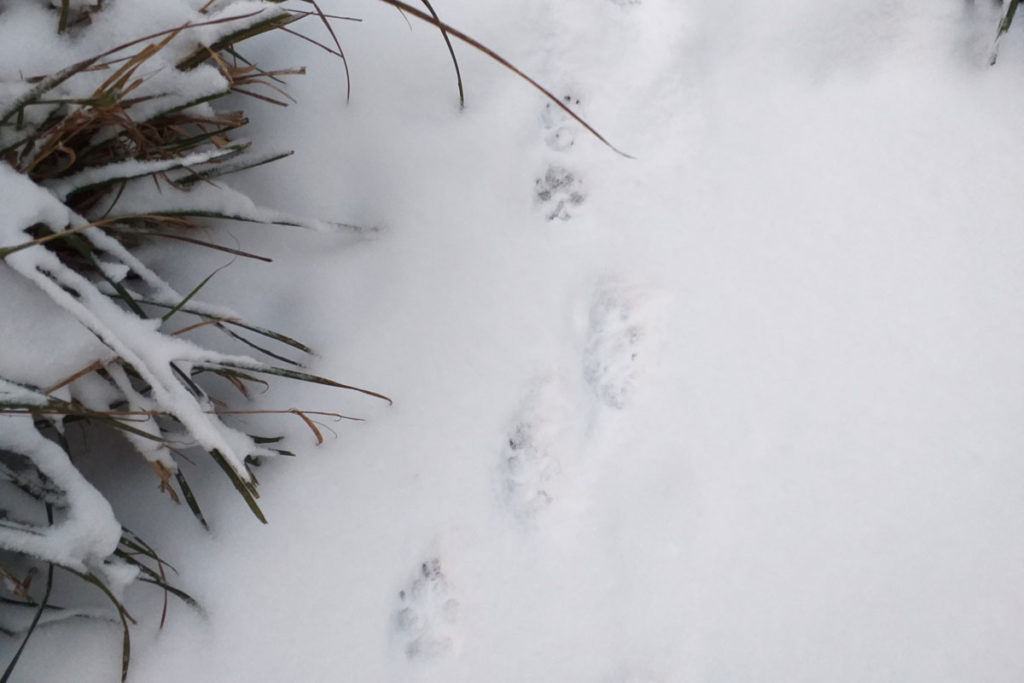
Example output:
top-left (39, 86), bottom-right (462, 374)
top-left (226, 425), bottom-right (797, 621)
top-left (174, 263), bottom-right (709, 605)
top-left (8, 0), bottom-right (1024, 681)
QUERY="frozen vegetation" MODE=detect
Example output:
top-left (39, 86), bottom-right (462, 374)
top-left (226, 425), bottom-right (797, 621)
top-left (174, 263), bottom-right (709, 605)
top-left (4, 0), bottom-right (1024, 681)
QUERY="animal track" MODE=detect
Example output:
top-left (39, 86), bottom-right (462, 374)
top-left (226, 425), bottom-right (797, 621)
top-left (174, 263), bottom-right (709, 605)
top-left (500, 377), bottom-right (569, 519)
top-left (535, 165), bottom-right (586, 221)
top-left (535, 92), bottom-right (586, 221)
top-left (393, 558), bottom-right (459, 660)
top-left (583, 283), bottom-right (657, 409)
top-left (541, 93), bottom-right (582, 152)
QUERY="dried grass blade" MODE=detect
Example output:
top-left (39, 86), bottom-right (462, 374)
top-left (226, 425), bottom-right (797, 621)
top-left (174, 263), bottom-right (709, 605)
top-left (200, 366), bottom-right (271, 393)
top-left (303, 0), bottom-right (352, 101)
top-left (420, 0), bottom-right (464, 107)
top-left (45, 360), bottom-right (104, 395)
top-left (171, 317), bottom-right (237, 336)
top-left (230, 87), bottom-right (290, 107)
top-left (291, 408), bottom-right (324, 445)
top-left (177, 13), bottom-right (300, 70)
top-left (371, 0), bottom-right (632, 157)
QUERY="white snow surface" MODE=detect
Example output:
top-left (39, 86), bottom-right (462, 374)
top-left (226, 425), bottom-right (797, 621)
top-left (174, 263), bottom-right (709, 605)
top-left (7, 0), bottom-right (1024, 681)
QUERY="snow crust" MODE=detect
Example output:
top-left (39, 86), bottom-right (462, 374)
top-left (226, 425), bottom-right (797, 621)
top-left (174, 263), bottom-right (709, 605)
top-left (7, 0), bottom-right (1024, 681)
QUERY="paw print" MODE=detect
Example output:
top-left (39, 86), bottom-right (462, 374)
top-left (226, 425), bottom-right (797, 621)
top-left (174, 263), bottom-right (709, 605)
top-left (502, 416), bottom-right (560, 519)
top-left (535, 165), bottom-right (586, 221)
top-left (541, 93), bottom-right (583, 152)
top-left (499, 376), bottom-right (573, 520)
top-left (393, 558), bottom-right (460, 660)
top-left (583, 283), bottom-right (660, 409)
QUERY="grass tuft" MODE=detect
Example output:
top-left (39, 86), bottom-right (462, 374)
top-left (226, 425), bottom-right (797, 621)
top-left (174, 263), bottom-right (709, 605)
top-left (0, 1), bottom-right (622, 679)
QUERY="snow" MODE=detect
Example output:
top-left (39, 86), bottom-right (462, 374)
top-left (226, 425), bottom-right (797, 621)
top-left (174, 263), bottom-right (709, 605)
top-left (6, 0), bottom-right (1024, 681)
top-left (0, 415), bottom-right (126, 585)
top-left (45, 148), bottom-right (242, 201)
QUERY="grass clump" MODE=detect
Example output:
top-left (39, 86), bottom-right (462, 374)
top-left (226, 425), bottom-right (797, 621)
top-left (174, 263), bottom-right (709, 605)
top-left (0, 3), bottom-right (387, 679)
top-left (0, 1), bottom-right (615, 679)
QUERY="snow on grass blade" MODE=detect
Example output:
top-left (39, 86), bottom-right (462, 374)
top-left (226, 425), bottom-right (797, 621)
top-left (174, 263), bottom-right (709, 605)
top-left (0, 415), bottom-right (123, 576)
top-left (172, 150), bottom-right (294, 187)
top-left (48, 146), bottom-right (251, 201)
top-left (207, 448), bottom-right (267, 524)
top-left (177, 11), bottom-right (298, 71)
top-left (137, 299), bottom-right (315, 355)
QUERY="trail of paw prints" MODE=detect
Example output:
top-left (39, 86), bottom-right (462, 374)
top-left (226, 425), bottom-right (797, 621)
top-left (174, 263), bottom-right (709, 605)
top-left (583, 282), bottom-right (661, 410)
top-left (499, 376), bottom-right (573, 520)
top-left (535, 92), bottom-right (587, 222)
top-left (393, 558), bottom-right (460, 661)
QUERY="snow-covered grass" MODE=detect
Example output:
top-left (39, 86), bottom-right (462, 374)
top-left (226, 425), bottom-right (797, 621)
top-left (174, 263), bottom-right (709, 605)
top-left (0, 2), bottom-right (399, 678)
top-left (6, 0), bottom-right (1024, 681)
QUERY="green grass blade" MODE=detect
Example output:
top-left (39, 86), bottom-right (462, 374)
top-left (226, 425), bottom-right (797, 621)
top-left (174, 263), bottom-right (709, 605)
top-left (0, 563), bottom-right (53, 683)
top-left (217, 327), bottom-right (302, 366)
top-left (174, 469), bottom-right (210, 530)
top-left (59, 567), bottom-right (134, 682)
top-left (211, 361), bottom-right (393, 404)
top-left (208, 448), bottom-right (267, 523)
top-left (162, 263), bottom-right (230, 324)
top-left (992, 0), bottom-right (1021, 64)
top-left (106, 227), bottom-right (273, 263)
top-left (136, 299), bottom-right (314, 355)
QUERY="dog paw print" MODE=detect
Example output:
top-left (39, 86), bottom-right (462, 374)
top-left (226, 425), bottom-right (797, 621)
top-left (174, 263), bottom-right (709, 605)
top-left (535, 165), bottom-right (586, 221)
top-left (541, 93), bottom-right (583, 152)
top-left (502, 415), bottom-right (559, 519)
top-left (500, 376), bottom-right (573, 520)
top-left (583, 283), bottom-right (660, 409)
top-left (393, 558), bottom-right (460, 661)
